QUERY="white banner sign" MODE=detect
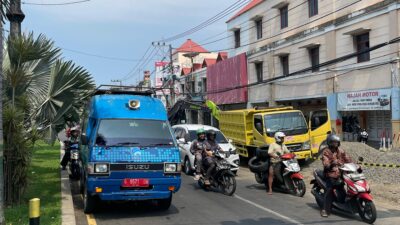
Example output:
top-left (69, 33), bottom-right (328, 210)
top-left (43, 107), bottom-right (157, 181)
top-left (337, 89), bottom-right (391, 111)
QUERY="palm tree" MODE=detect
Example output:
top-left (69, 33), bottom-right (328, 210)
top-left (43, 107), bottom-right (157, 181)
top-left (2, 32), bottom-right (95, 205)
top-left (0, 0), bottom-right (11, 222)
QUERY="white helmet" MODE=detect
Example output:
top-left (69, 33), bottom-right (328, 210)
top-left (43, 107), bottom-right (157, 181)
top-left (274, 132), bottom-right (286, 143)
top-left (70, 125), bottom-right (80, 132)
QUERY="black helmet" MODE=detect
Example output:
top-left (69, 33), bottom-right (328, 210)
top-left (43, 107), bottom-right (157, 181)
top-left (206, 130), bottom-right (217, 139)
top-left (326, 134), bottom-right (341, 148)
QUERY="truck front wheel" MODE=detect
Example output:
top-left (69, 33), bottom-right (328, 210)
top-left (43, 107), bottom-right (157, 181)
top-left (83, 185), bottom-right (97, 214)
top-left (158, 196), bottom-right (172, 210)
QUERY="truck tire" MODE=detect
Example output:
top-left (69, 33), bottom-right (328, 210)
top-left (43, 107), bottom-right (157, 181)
top-left (158, 196), bottom-right (172, 210)
top-left (248, 156), bottom-right (269, 173)
top-left (83, 185), bottom-right (97, 214)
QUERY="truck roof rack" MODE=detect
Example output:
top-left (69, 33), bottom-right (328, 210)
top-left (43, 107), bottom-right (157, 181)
top-left (93, 85), bottom-right (155, 96)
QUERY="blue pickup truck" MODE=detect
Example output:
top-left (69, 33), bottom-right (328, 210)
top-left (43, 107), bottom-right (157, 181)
top-left (79, 88), bottom-right (181, 213)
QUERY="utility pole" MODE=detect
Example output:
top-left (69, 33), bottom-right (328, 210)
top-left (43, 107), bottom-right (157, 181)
top-left (152, 42), bottom-right (175, 106)
top-left (7, 0), bottom-right (24, 37)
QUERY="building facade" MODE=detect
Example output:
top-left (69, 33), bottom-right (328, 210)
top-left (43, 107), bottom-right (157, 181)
top-left (226, 0), bottom-right (400, 141)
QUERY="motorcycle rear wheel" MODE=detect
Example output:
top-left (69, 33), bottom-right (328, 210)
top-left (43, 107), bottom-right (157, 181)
top-left (358, 199), bottom-right (377, 224)
top-left (220, 173), bottom-right (236, 196)
top-left (255, 172), bottom-right (265, 184)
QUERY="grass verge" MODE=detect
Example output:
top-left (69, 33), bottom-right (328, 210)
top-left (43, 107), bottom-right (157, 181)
top-left (5, 141), bottom-right (61, 225)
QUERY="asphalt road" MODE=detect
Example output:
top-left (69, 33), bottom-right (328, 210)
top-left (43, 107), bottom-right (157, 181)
top-left (71, 167), bottom-right (400, 225)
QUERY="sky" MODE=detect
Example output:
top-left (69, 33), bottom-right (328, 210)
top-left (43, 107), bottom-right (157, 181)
top-left (14, 0), bottom-right (237, 86)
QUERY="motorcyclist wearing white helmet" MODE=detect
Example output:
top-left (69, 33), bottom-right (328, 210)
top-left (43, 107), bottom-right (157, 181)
top-left (267, 132), bottom-right (290, 195)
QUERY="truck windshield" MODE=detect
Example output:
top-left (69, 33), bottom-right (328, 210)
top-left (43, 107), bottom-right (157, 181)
top-left (95, 119), bottom-right (175, 147)
top-left (188, 130), bottom-right (228, 143)
top-left (264, 112), bottom-right (308, 137)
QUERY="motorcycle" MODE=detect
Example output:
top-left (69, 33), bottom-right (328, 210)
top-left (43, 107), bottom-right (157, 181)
top-left (249, 151), bottom-right (306, 197)
top-left (310, 157), bottom-right (376, 224)
top-left (357, 129), bottom-right (369, 144)
top-left (65, 141), bottom-right (81, 180)
top-left (197, 150), bottom-right (237, 196)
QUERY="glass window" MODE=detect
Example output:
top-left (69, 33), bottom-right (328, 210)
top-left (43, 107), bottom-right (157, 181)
top-left (234, 29), bottom-right (241, 48)
top-left (309, 46), bottom-right (320, 72)
top-left (254, 116), bottom-right (264, 134)
top-left (308, 0), bottom-right (318, 17)
top-left (280, 6), bottom-right (288, 29)
top-left (280, 55), bottom-right (289, 76)
top-left (188, 130), bottom-right (228, 143)
top-left (311, 110), bottom-right (328, 130)
top-left (255, 19), bottom-right (263, 39)
top-left (356, 33), bottom-right (370, 63)
top-left (264, 112), bottom-right (308, 137)
top-left (255, 62), bottom-right (263, 83)
top-left (95, 119), bottom-right (175, 147)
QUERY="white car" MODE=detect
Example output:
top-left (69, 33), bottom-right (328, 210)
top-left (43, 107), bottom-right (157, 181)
top-left (172, 124), bottom-right (240, 175)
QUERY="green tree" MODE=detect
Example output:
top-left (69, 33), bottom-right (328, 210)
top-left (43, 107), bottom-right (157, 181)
top-left (2, 32), bottom-right (94, 205)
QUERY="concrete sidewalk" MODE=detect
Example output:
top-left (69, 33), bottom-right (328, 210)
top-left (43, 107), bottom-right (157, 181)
top-left (60, 142), bottom-right (76, 225)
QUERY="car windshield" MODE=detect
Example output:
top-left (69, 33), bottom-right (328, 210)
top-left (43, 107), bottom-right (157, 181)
top-left (95, 119), bottom-right (175, 147)
top-left (188, 130), bottom-right (228, 143)
top-left (264, 112), bottom-right (308, 137)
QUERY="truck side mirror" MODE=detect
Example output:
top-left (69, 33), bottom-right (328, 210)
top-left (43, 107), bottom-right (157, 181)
top-left (81, 134), bottom-right (88, 145)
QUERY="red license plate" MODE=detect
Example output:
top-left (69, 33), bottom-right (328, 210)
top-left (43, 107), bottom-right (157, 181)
top-left (122, 178), bottom-right (149, 187)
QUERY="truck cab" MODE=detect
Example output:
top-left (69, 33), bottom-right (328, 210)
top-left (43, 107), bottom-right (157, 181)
top-left (252, 109), bottom-right (331, 159)
top-left (79, 88), bottom-right (181, 213)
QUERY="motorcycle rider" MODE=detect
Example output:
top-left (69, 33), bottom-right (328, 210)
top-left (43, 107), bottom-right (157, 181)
top-left (203, 130), bottom-right (223, 185)
top-left (267, 132), bottom-right (290, 195)
top-left (190, 128), bottom-right (207, 180)
top-left (60, 125), bottom-right (80, 170)
top-left (320, 134), bottom-right (353, 217)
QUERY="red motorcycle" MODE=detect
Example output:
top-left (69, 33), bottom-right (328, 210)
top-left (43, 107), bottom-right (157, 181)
top-left (310, 158), bottom-right (376, 224)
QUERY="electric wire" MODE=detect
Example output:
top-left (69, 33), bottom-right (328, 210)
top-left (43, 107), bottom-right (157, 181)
top-left (22, 0), bottom-right (90, 6)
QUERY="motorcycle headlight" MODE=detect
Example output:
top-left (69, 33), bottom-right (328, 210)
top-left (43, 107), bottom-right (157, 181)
top-left (302, 141), bottom-right (311, 150)
top-left (164, 163), bottom-right (179, 173)
top-left (95, 163), bottom-right (109, 173)
top-left (354, 183), bottom-right (366, 192)
top-left (71, 150), bottom-right (79, 160)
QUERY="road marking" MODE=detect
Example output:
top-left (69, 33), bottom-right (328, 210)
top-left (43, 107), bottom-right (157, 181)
top-left (235, 195), bottom-right (304, 225)
top-left (86, 214), bottom-right (97, 225)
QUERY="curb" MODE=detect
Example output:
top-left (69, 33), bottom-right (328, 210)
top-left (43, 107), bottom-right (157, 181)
top-left (60, 142), bottom-right (77, 225)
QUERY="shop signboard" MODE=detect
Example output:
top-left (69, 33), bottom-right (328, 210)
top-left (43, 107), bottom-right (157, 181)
top-left (337, 89), bottom-right (391, 111)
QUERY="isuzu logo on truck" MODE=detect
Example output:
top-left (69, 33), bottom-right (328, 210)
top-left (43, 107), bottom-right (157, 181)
top-left (126, 164), bottom-right (150, 170)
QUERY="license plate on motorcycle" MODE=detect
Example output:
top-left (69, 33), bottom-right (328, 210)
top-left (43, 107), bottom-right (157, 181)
top-left (122, 178), bottom-right (149, 187)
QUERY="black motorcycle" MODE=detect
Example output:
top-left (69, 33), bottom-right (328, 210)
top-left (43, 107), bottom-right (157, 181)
top-left (197, 150), bottom-right (237, 196)
top-left (357, 128), bottom-right (369, 144)
top-left (66, 141), bottom-right (81, 180)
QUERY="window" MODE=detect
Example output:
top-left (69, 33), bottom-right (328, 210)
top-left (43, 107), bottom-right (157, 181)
top-left (255, 19), bottom-right (263, 39)
top-left (202, 78), bottom-right (207, 93)
top-left (280, 55), bottom-right (289, 76)
top-left (309, 46), bottom-right (320, 72)
top-left (280, 6), bottom-right (288, 29)
top-left (255, 62), bottom-right (263, 82)
top-left (95, 119), bottom-right (174, 147)
top-left (234, 29), bottom-right (241, 48)
top-left (355, 33), bottom-right (370, 63)
top-left (188, 130), bottom-right (228, 143)
top-left (308, 0), bottom-right (318, 17)
top-left (264, 112), bottom-right (308, 137)
top-left (254, 116), bottom-right (264, 134)
top-left (311, 110), bottom-right (328, 130)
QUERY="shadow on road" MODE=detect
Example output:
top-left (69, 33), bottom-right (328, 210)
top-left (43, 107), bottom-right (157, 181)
top-left (221, 217), bottom-right (293, 225)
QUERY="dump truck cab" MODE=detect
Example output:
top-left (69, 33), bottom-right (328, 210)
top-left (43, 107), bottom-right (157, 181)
top-left (219, 107), bottom-right (331, 159)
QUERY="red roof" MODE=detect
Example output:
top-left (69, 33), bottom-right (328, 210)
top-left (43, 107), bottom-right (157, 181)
top-left (217, 52), bottom-right (228, 62)
top-left (202, 58), bottom-right (217, 68)
top-left (192, 63), bottom-right (202, 71)
top-left (181, 67), bottom-right (192, 76)
top-left (175, 39), bottom-right (208, 53)
top-left (227, 0), bottom-right (264, 23)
